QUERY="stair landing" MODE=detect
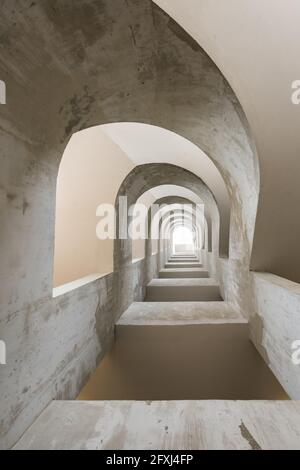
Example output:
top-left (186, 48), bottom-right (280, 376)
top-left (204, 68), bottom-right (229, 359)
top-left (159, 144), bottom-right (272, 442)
top-left (117, 301), bottom-right (246, 325)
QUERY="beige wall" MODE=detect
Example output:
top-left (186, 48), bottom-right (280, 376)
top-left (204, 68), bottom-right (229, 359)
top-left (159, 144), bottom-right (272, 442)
top-left (154, 0), bottom-right (300, 282)
top-left (53, 127), bottom-right (135, 287)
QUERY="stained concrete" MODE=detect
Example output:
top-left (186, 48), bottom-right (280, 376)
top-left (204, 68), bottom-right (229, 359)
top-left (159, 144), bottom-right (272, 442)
top-left (0, 254), bottom-right (158, 450)
top-left (15, 400), bottom-right (300, 450)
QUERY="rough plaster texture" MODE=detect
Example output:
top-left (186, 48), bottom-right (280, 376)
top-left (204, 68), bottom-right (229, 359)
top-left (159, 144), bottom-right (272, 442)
top-left (15, 400), bottom-right (300, 450)
top-left (0, 254), bottom-right (158, 450)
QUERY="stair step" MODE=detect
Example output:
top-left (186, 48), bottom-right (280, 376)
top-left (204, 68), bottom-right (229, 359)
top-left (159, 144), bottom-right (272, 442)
top-left (165, 262), bottom-right (203, 269)
top-left (170, 255), bottom-right (197, 257)
top-left (14, 400), bottom-right (300, 450)
top-left (117, 301), bottom-right (246, 325)
top-left (146, 278), bottom-right (222, 302)
top-left (159, 268), bottom-right (209, 278)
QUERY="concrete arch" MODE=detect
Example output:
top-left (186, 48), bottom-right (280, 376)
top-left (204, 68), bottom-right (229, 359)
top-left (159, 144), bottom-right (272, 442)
top-left (101, 122), bottom-right (230, 257)
top-left (164, 217), bottom-right (202, 259)
top-left (114, 163), bottom-right (219, 269)
top-left (161, 212), bottom-right (203, 251)
top-left (143, 195), bottom-right (206, 272)
top-left (0, 0), bottom-right (259, 316)
top-left (113, 163), bottom-right (219, 315)
top-left (152, 196), bottom-right (205, 246)
top-left (159, 207), bottom-right (204, 249)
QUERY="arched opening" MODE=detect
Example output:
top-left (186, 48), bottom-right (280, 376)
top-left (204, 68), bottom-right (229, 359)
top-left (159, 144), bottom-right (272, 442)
top-left (53, 126), bottom-right (135, 289)
top-left (52, 124), bottom-right (225, 292)
top-left (172, 225), bottom-right (196, 255)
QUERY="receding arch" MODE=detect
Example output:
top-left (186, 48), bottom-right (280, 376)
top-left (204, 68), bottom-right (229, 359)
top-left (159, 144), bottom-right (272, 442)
top-left (112, 163), bottom-right (220, 317)
top-left (1, 0), bottom-right (260, 314)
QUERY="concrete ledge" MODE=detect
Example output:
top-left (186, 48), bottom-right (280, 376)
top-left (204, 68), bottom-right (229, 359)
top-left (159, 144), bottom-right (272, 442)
top-left (252, 271), bottom-right (300, 399)
top-left (117, 301), bottom-right (247, 325)
top-left (254, 272), bottom-right (300, 295)
top-left (53, 273), bottom-right (110, 298)
top-left (14, 400), bottom-right (300, 450)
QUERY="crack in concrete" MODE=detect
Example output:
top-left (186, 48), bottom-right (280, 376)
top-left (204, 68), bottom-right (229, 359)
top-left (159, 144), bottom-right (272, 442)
top-left (239, 421), bottom-right (262, 450)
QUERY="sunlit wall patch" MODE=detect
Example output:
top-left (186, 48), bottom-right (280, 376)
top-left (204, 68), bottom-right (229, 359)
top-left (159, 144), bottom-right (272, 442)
top-left (0, 80), bottom-right (6, 105)
top-left (0, 340), bottom-right (6, 365)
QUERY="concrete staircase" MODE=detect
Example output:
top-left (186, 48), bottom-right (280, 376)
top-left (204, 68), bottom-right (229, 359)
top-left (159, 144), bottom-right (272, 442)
top-left (147, 254), bottom-right (222, 301)
top-left (14, 254), bottom-right (292, 450)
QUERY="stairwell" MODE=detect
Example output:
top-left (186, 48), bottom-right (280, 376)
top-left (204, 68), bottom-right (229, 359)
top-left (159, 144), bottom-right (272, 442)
top-left (14, 253), bottom-right (298, 450)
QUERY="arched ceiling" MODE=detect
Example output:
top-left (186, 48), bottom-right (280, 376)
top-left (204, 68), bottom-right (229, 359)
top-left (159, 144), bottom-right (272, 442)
top-left (136, 184), bottom-right (203, 207)
top-left (154, 0), bottom-right (300, 281)
top-left (101, 122), bottom-right (225, 210)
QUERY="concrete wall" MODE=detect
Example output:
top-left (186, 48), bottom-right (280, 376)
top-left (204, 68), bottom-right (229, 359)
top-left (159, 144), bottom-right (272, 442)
top-left (0, 253), bottom-right (158, 449)
top-left (250, 273), bottom-right (300, 399)
top-left (207, 255), bottom-right (300, 399)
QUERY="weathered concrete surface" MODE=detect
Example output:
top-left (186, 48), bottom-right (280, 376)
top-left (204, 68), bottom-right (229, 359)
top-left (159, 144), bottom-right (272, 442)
top-left (0, 254), bottom-right (158, 450)
top-left (117, 301), bottom-right (246, 325)
top-left (14, 400), bottom-right (300, 450)
top-left (146, 278), bottom-right (222, 302)
top-left (250, 273), bottom-right (300, 399)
